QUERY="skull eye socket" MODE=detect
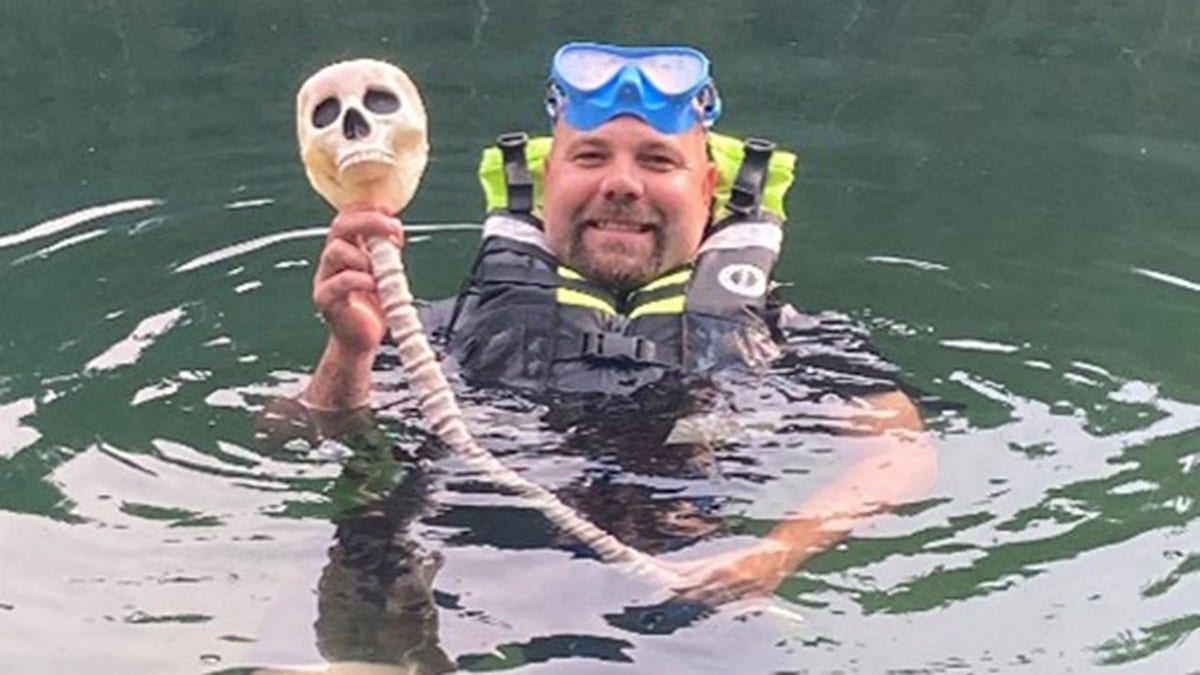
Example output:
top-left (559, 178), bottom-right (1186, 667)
top-left (364, 88), bottom-right (400, 114)
top-left (312, 97), bottom-right (341, 129)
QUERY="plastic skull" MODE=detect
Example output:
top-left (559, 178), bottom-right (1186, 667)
top-left (296, 59), bottom-right (428, 213)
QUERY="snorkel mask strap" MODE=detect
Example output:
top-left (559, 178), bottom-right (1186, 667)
top-left (694, 82), bottom-right (722, 130)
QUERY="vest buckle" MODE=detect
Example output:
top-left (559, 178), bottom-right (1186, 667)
top-left (581, 332), bottom-right (657, 364)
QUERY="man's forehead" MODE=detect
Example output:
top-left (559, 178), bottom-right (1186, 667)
top-left (553, 117), bottom-right (706, 153)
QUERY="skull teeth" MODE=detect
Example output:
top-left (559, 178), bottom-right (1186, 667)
top-left (337, 149), bottom-right (397, 172)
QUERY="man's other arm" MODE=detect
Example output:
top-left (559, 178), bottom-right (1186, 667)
top-left (672, 389), bottom-right (936, 604)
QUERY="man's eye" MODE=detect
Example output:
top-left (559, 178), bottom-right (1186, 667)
top-left (573, 151), bottom-right (606, 164)
top-left (643, 154), bottom-right (678, 169)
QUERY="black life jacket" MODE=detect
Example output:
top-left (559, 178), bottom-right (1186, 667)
top-left (427, 132), bottom-right (798, 393)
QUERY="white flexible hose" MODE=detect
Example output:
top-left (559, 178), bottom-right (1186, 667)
top-left (367, 236), bottom-right (679, 584)
top-left (368, 236), bottom-right (804, 624)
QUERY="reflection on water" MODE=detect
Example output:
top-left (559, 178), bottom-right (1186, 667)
top-left (2, 1), bottom-right (1199, 672)
top-left (0, 205), bottom-right (1194, 671)
top-left (247, 340), bottom-right (908, 671)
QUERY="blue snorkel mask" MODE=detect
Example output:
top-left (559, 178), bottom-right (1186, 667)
top-left (546, 42), bottom-right (722, 135)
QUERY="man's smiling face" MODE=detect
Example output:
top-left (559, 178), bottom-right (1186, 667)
top-left (541, 116), bottom-right (717, 291)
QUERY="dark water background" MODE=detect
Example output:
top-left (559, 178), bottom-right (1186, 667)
top-left (1, 1), bottom-right (1198, 672)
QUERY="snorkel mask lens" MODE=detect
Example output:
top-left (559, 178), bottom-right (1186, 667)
top-left (547, 42), bottom-right (722, 135)
top-left (556, 48), bottom-right (626, 90)
top-left (633, 53), bottom-right (708, 95)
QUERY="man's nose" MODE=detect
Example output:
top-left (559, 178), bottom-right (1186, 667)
top-left (600, 166), bottom-right (644, 204)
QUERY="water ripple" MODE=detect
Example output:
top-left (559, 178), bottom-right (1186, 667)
top-left (225, 198), bottom-right (274, 210)
top-left (172, 223), bottom-right (481, 273)
top-left (0, 198), bottom-right (159, 250)
top-left (866, 255), bottom-right (950, 271)
top-left (10, 228), bottom-right (109, 265)
top-left (84, 306), bottom-right (188, 373)
top-left (1132, 267), bottom-right (1200, 293)
top-left (940, 338), bottom-right (1022, 354)
top-left (0, 397), bottom-right (40, 459)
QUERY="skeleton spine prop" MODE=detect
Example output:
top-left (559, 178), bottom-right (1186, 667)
top-left (295, 59), bottom-right (675, 583)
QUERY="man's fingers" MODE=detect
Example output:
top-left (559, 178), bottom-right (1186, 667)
top-left (675, 582), bottom-right (735, 607)
top-left (683, 579), bottom-right (760, 607)
top-left (328, 209), bottom-right (403, 245)
top-left (670, 563), bottom-right (773, 607)
top-left (313, 270), bottom-right (377, 311)
top-left (316, 238), bottom-right (373, 282)
top-left (667, 552), bottom-right (738, 589)
top-left (672, 568), bottom-right (730, 599)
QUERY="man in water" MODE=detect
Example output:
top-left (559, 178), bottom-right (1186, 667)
top-left (295, 42), bottom-right (935, 606)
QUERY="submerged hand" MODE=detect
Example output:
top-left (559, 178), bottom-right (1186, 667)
top-left (666, 540), bottom-right (801, 606)
top-left (312, 208), bottom-right (405, 354)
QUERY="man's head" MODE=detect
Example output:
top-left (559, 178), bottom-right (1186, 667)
top-left (539, 42), bottom-right (722, 291)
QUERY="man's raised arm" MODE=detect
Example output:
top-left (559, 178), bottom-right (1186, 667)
top-left (302, 209), bottom-right (404, 410)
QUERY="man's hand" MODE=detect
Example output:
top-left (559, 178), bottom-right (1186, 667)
top-left (667, 539), bottom-right (803, 606)
top-left (666, 390), bottom-right (935, 608)
top-left (302, 208), bottom-right (403, 411)
top-left (312, 208), bottom-right (404, 355)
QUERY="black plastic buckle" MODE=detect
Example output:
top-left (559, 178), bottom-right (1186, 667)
top-left (581, 332), bottom-right (657, 363)
top-left (726, 137), bottom-right (775, 218)
top-left (497, 132), bottom-right (534, 216)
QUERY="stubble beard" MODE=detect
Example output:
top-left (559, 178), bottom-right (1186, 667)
top-left (566, 210), bottom-right (666, 293)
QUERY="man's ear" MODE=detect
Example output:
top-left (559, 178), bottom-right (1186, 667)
top-left (543, 140), bottom-right (560, 184)
top-left (703, 159), bottom-right (718, 202)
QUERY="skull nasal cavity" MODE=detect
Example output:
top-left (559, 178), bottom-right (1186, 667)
top-left (342, 108), bottom-right (371, 140)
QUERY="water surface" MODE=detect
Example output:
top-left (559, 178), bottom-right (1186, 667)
top-left (1, 1), bottom-right (1197, 672)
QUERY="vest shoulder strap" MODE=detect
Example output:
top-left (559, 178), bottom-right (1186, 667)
top-left (479, 133), bottom-right (553, 218)
top-left (496, 132), bottom-right (535, 215)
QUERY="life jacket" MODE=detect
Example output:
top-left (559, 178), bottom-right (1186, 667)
top-left (433, 131), bottom-right (798, 392)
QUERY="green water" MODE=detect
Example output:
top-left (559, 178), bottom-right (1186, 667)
top-left (1, 1), bottom-right (1197, 672)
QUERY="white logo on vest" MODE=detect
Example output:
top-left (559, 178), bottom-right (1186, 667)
top-left (717, 263), bottom-right (767, 298)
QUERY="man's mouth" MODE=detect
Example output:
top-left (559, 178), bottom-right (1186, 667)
top-left (585, 220), bottom-right (656, 233)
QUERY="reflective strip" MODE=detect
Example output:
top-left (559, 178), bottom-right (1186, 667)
top-left (638, 268), bottom-right (692, 293)
top-left (557, 266), bottom-right (585, 280)
top-left (556, 287), bottom-right (616, 315)
top-left (699, 221), bottom-right (782, 254)
top-left (482, 214), bottom-right (553, 253)
top-left (559, 266), bottom-right (617, 315)
top-left (629, 295), bottom-right (685, 319)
